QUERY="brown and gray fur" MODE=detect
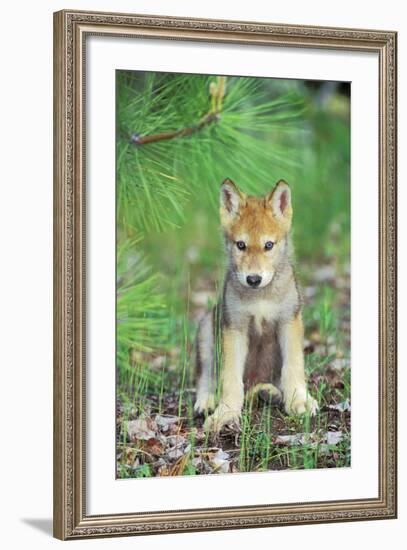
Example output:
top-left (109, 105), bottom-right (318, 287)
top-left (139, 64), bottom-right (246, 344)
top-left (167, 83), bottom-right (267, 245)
top-left (194, 178), bottom-right (317, 432)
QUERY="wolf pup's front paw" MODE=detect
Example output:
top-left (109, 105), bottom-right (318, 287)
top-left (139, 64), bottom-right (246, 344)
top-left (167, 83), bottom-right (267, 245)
top-left (204, 402), bottom-right (241, 433)
top-left (194, 392), bottom-right (215, 415)
top-left (284, 390), bottom-right (318, 416)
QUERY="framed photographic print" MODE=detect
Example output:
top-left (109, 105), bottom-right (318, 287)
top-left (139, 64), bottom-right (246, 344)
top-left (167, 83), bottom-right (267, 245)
top-left (53, 9), bottom-right (397, 540)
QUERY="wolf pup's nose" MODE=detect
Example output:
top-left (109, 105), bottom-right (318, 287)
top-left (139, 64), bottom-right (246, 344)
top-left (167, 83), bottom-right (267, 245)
top-left (247, 274), bottom-right (262, 288)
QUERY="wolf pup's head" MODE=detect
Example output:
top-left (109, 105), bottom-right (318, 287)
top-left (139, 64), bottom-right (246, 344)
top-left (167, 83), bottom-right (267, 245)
top-left (220, 178), bottom-right (293, 290)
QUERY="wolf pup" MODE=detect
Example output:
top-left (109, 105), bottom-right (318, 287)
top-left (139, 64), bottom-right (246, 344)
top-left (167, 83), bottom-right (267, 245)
top-left (194, 178), bottom-right (318, 432)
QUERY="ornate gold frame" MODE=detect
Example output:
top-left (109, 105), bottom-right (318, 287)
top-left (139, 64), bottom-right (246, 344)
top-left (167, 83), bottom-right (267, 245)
top-left (53, 9), bottom-right (397, 540)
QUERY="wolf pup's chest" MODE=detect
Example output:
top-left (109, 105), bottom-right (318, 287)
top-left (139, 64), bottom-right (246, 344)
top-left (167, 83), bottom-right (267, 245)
top-left (243, 299), bottom-right (279, 334)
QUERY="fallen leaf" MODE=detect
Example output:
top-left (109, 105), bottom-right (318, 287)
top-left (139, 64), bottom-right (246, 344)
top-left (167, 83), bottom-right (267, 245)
top-left (124, 447), bottom-right (137, 466)
top-left (142, 438), bottom-right (163, 456)
top-left (274, 433), bottom-right (318, 446)
top-left (157, 465), bottom-right (171, 476)
top-left (326, 431), bottom-right (343, 445)
top-left (209, 449), bottom-right (231, 474)
top-left (166, 435), bottom-right (186, 448)
top-left (167, 447), bottom-right (186, 460)
top-left (126, 417), bottom-right (156, 441)
top-left (275, 434), bottom-right (300, 445)
top-left (153, 457), bottom-right (166, 469)
top-left (169, 453), bottom-right (191, 476)
top-left (165, 435), bottom-right (190, 460)
top-left (329, 399), bottom-right (351, 413)
top-left (155, 415), bottom-right (179, 431)
top-left (194, 428), bottom-right (206, 442)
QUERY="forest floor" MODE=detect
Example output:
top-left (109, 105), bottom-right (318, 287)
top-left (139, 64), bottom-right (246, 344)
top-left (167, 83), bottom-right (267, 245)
top-left (116, 259), bottom-right (351, 478)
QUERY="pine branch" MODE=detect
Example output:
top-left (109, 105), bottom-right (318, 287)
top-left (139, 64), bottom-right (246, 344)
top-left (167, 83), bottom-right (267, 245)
top-left (130, 76), bottom-right (226, 147)
top-left (130, 111), bottom-right (220, 146)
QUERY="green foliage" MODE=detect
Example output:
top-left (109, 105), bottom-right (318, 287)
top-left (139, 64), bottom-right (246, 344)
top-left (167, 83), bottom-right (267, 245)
top-left (116, 71), bottom-right (306, 235)
top-left (116, 238), bottom-right (170, 354)
top-left (116, 70), bottom-right (351, 476)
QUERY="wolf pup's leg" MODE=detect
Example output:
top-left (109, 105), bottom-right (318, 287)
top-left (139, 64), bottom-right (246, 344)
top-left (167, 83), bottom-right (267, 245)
top-left (194, 312), bottom-right (216, 414)
top-left (279, 313), bottom-right (318, 415)
top-left (204, 327), bottom-right (248, 432)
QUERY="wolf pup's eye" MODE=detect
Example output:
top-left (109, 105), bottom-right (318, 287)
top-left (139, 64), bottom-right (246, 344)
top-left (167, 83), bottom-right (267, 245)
top-left (264, 241), bottom-right (274, 250)
top-left (236, 241), bottom-right (246, 251)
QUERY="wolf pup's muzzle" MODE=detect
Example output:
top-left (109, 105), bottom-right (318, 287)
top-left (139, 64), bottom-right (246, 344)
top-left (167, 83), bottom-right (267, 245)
top-left (246, 274), bottom-right (262, 288)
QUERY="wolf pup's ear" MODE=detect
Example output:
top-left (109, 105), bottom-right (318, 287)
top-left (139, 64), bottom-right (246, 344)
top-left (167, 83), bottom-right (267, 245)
top-left (267, 180), bottom-right (292, 228)
top-left (220, 179), bottom-right (245, 226)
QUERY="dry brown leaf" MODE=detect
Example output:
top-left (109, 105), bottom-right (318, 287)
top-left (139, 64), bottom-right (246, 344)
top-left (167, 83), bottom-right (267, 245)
top-left (142, 437), bottom-right (163, 456)
top-left (126, 417), bottom-right (157, 441)
top-left (169, 453), bottom-right (190, 476)
top-left (124, 447), bottom-right (137, 466)
top-left (155, 414), bottom-right (179, 431)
